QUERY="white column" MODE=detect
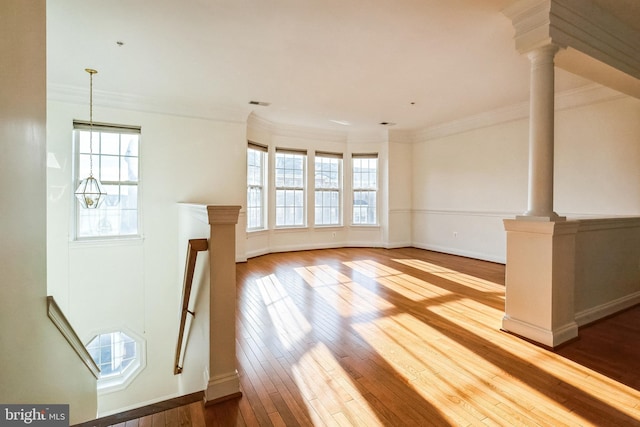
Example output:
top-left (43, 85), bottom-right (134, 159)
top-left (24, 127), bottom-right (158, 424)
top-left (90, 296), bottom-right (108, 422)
top-left (519, 44), bottom-right (565, 221)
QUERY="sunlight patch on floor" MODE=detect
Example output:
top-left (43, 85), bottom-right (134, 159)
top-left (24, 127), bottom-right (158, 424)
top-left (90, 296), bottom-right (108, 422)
top-left (377, 273), bottom-right (456, 302)
top-left (256, 274), bottom-right (312, 350)
top-left (392, 258), bottom-right (503, 293)
top-left (291, 342), bottom-right (384, 426)
top-left (342, 259), bottom-right (402, 278)
top-left (295, 265), bottom-right (395, 316)
top-left (352, 312), bottom-right (588, 425)
top-left (294, 264), bottom-right (351, 288)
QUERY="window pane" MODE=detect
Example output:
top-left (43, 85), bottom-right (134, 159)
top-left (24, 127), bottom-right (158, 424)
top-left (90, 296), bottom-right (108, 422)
top-left (122, 135), bottom-right (139, 157)
top-left (121, 157), bottom-right (138, 182)
top-left (75, 127), bottom-right (140, 239)
top-left (275, 151), bottom-right (305, 227)
top-left (103, 184), bottom-right (120, 207)
top-left (352, 156), bottom-right (377, 225)
top-left (247, 147), bottom-right (266, 230)
top-left (120, 209), bottom-right (138, 235)
top-left (101, 155), bottom-right (120, 181)
top-left (78, 154), bottom-right (100, 178)
top-left (314, 156), bottom-right (341, 226)
top-left (78, 130), bottom-right (99, 154)
top-left (101, 133), bottom-right (120, 155)
top-left (121, 185), bottom-right (138, 209)
top-left (87, 331), bottom-right (138, 379)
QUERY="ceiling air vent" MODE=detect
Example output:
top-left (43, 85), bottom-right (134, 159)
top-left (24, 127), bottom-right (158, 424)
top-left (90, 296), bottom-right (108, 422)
top-left (249, 100), bottom-right (270, 107)
top-left (379, 121), bottom-right (396, 126)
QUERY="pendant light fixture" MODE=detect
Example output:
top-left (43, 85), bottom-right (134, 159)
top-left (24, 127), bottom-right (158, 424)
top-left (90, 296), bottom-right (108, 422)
top-left (75, 68), bottom-right (107, 209)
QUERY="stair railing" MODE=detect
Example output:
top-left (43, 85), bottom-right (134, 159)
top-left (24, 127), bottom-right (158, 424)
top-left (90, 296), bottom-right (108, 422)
top-left (47, 295), bottom-right (100, 379)
top-left (174, 238), bottom-right (208, 375)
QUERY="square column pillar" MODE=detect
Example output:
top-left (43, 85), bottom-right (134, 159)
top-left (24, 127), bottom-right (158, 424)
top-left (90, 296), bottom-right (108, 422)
top-left (205, 205), bottom-right (242, 404)
top-left (502, 219), bottom-right (579, 347)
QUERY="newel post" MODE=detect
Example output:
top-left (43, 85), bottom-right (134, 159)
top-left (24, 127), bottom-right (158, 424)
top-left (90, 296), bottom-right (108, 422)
top-left (205, 205), bottom-right (242, 404)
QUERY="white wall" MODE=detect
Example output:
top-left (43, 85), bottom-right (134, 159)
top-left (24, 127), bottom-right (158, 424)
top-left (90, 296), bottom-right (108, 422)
top-left (412, 119), bottom-right (528, 262)
top-left (574, 217), bottom-right (640, 325)
top-left (387, 136), bottom-right (414, 248)
top-left (47, 100), bottom-right (246, 415)
top-left (411, 94), bottom-right (640, 263)
top-left (0, 1), bottom-right (97, 423)
top-left (555, 96), bottom-right (640, 216)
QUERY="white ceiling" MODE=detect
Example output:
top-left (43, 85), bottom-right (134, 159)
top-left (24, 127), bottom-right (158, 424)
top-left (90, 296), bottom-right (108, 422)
top-left (47, 0), bottom-right (611, 132)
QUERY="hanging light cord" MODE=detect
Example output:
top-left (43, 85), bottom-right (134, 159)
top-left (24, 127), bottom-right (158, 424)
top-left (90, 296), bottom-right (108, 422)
top-left (86, 68), bottom-right (97, 178)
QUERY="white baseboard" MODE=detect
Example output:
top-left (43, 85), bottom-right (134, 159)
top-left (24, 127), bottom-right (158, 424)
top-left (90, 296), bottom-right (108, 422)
top-left (502, 315), bottom-right (578, 348)
top-left (383, 241), bottom-right (412, 249)
top-left (413, 243), bottom-right (506, 264)
top-left (244, 242), bottom-right (503, 263)
top-left (204, 370), bottom-right (240, 403)
top-left (245, 242), bottom-right (347, 260)
top-left (575, 291), bottom-right (640, 327)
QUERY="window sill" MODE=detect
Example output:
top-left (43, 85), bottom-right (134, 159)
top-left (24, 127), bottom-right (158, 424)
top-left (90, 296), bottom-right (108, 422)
top-left (350, 224), bottom-right (380, 230)
top-left (313, 225), bottom-right (344, 231)
top-left (70, 235), bottom-right (144, 248)
top-left (274, 226), bottom-right (309, 233)
top-left (247, 228), bottom-right (268, 236)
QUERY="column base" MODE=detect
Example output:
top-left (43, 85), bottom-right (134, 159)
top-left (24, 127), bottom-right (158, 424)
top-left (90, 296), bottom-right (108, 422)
top-left (204, 369), bottom-right (241, 404)
top-left (502, 219), bottom-right (579, 348)
top-left (502, 315), bottom-right (578, 348)
top-left (516, 213), bottom-right (566, 222)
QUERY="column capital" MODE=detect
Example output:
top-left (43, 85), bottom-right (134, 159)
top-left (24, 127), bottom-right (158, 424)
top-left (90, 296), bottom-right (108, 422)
top-left (502, 0), bottom-right (554, 54)
top-left (527, 43), bottom-right (560, 62)
top-left (206, 205), bottom-right (241, 225)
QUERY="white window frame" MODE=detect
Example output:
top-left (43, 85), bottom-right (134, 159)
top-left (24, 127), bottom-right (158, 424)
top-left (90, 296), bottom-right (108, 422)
top-left (85, 328), bottom-right (146, 393)
top-left (314, 152), bottom-right (342, 226)
top-left (247, 142), bottom-right (268, 231)
top-left (352, 153), bottom-right (378, 226)
top-left (275, 148), bottom-right (307, 227)
top-left (73, 120), bottom-right (141, 240)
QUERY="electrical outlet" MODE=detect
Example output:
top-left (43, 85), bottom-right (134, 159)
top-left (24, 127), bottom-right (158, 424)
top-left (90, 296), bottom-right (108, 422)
top-left (453, 232), bottom-right (458, 238)
top-left (332, 231), bottom-right (336, 238)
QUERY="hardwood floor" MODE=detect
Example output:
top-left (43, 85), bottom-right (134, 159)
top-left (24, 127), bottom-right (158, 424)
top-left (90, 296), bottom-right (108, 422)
top-left (76, 393), bottom-right (205, 427)
top-left (203, 247), bottom-right (640, 426)
top-left (100, 247), bottom-right (640, 426)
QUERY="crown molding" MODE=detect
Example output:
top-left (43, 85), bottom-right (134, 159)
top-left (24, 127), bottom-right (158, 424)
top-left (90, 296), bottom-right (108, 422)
top-left (47, 83), bottom-right (250, 124)
top-left (503, 0), bottom-right (553, 53)
top-left (550, 0), bottom-right (640, 80)
top-left (388, 129), bottom-right (415, 144)
top-left (413, 83), bottom-right (625, 142)
top-left (248, 113), bottom-right (391, 144)
top-left (414, 101), bottom-right (528, 142)
top-left (555, 82), bottom-right (626, 110)
top-left (346, 129), bottom-right (389, 145)
top-left (503, 0), bottom-right (640, 78)
top-left (50, 81), bottom-right (627, 145)
top-left (247, 113), bottom-right (347, 142)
